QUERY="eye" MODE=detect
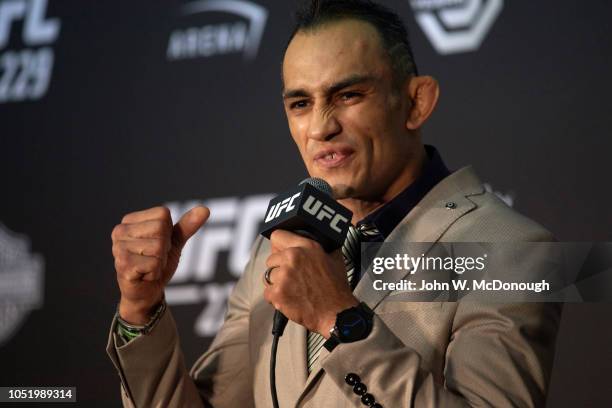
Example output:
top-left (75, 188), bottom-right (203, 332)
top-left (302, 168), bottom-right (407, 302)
top-left (339, 91), bottom-right (363, 102)
top-left (289, 100), bottom-right (309, 110)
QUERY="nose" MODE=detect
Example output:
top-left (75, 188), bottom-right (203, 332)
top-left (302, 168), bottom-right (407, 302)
top-left (307, 106), bottom-right (341, 142)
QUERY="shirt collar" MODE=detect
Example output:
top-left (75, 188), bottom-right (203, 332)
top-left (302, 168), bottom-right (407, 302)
top-left (358, 145), bottom-right (451, 239)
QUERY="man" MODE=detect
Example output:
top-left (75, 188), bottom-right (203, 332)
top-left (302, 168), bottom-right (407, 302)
top-left (107, 1), bottom-right (561, 407)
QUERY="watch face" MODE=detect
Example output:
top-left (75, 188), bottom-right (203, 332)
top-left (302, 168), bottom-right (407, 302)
top-left (338, 309), bottom-right (370, 342)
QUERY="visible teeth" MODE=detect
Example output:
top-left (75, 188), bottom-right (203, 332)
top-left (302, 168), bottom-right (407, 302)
top-left (322, 152), bottom-right (337, 161)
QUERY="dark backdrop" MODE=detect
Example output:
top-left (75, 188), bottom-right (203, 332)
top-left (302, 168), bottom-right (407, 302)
top-left (1, 0), bottom-right (610, 406)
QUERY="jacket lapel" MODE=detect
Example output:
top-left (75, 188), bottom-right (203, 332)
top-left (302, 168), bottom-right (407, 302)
top-left (354, 166), bottom-right (484, 307)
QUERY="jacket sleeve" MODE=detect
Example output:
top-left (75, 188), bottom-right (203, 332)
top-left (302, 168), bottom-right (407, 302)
top-left (320, 301), bottom-right (561, 407)
top-left (106, 236), bottom-right (264, 408)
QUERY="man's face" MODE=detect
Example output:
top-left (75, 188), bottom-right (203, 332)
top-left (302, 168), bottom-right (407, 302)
top-left (282, 20), bottom-right (415, 201)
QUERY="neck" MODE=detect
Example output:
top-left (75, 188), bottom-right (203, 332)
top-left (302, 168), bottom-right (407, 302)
top-left (339, 145), bottom-right (428, 224)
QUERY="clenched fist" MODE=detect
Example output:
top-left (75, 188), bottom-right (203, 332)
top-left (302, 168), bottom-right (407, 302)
top-left (111, 206), bottom-right (210, 324)
top-left (264, 229), bottom-right (358, 336)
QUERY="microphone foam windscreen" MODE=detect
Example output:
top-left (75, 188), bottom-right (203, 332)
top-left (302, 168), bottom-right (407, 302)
top-left (299, 177), bottom-right (332, 197)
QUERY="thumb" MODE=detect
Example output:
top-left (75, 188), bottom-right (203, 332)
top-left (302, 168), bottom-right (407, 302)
top-left (172, 206), bottom-right (210, 250)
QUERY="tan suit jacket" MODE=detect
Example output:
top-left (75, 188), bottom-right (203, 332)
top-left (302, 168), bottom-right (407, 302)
top-left (107, 166), bottom-right (562, 407)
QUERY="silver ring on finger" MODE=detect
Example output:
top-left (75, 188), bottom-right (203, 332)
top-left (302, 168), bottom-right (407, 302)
top-left (264, 266), bottom-right (278, 285)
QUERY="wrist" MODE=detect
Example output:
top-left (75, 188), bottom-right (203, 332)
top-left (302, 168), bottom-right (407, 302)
top-left (116, 299), bottom-right (166, 336)
top-left (118, 297), bottom-right (163, 325)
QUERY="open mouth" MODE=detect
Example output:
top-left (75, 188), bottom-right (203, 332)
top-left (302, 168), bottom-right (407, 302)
top-left (313, 148), bottom-right (355, 169)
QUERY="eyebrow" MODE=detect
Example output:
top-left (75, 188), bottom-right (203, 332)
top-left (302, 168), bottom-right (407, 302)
top-left (282, 74), bottom-right (376, 99)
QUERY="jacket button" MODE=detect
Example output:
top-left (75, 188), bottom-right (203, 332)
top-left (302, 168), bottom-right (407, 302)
top-left (445, 201), bottom-right (457, 209)
top-left (361, 393), bottom-right (375, 406)
top-left (353, 382), bottom-right (367, 396)
top-left (345, 373), bottom-right (360, 386)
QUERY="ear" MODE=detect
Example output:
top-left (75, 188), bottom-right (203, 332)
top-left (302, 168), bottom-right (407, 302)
top-left (405, 76), bottom-right (440, 130)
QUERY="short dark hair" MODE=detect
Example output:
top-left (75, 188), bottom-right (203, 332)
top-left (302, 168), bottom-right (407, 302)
top-left (287, 0), bottom-right (419, 84)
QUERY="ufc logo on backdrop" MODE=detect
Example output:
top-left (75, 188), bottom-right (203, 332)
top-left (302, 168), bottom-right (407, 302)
top-left (409, 0), bottom-right (503, 55)
top-left (0, 0), bottom-right (60, 103)
top-left (0, 0), bottom-right (59, 48)
top-left (164, 194), bottom-right (273, 337)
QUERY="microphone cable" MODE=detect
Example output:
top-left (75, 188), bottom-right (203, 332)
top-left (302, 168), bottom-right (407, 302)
top-left (270, 310), bottom-right (288, 408)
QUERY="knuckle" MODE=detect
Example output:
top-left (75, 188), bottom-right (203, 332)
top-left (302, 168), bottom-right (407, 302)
top-left (127, 263), bottom-right (142, 277)
top-left (143, 257), bottom-right (159, 273)
top-left (305, 239), bottom-right (320, 250)
top-left (274, 289), bottom-right (285, 303)
top-left (271, 282), bottom-right (286, 299)
top-left (153, 206), bottom-right (172, 224)
top-left (111, 242), bottom-right (122, 258)
top-left (265, 255), bottom-right (277, 268)
top-left (114, 253), bottom-right (129, 273)
top-left (152, 219), bottom-right (169, 237)
top-left (151, 240), bottom-right (165, 257)
top-left (121, 210), bottom-right (139, 224)
top-left (111, 224), bottom-right (124, 241)
top-left (113, 245), bottom-right (129, 266)
top-left (122, 272), bottom-right (140, 283)
top-left (150, 207), bottom-right (170, 226)
top-left (141, 273), bottom-right (156, 282)
top-left (285, 248), bottom-right (301, 264)
top-left (153, 206), bottom-right (170, 218)
top-left (270, 230), bottom-right (284, 245)
top-left (114, 257), bottom-right (123, 272)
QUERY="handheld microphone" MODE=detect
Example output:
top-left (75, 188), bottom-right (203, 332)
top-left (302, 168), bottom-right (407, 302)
top-left (261, 178), bottom-right (352, 408)
top-left (260, 177), bottom-right (353, 336)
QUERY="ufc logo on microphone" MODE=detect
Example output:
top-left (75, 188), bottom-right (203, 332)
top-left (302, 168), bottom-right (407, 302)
top-left (302, 195), bottom-right (349, 233)
top-left (264, 192), bottom-right (301, 222)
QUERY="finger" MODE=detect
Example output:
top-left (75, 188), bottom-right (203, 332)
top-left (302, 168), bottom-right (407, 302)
top-left (264, 266), bottom-right (288, 288)
top-left (263, 266), bottom-right (277, 286)
top-left (172, 206), bottom-right (210, 250)
top-left (112, 219), bottom-right (172, 241)
top-left (331, 248), bottom-right (344, 262)
top-left (265, 252), bottom-right (283, 269)
top-left (122, 206), bottom-right (172, 225)
top-left (270, 229), bottom-right (319, 252)
top-left (115, 252), bottom-right (162, 282)
top-left (113, 238), bottom-right (169, 259)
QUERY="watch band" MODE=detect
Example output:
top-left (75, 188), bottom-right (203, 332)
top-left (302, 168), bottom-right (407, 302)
top-left (323, 332), bottom-right (340, 352)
